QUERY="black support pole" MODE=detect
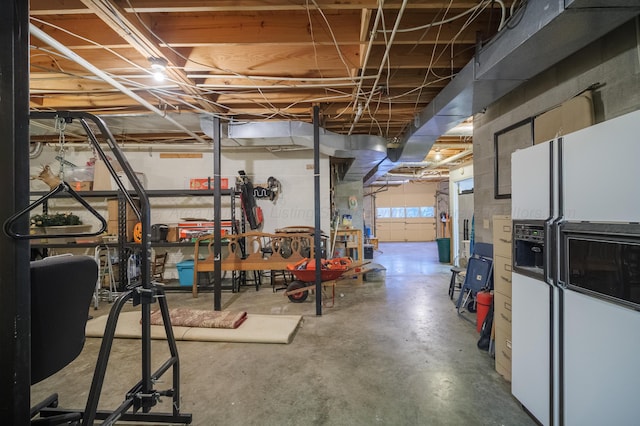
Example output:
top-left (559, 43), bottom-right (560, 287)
top-left (313, 106), bottom-right (322, 316)
top-left (213, 117), bottom-right (222, 311)
top-left (0, 0), bottom-right (31, 421)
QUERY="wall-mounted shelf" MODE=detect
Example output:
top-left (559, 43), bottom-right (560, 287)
top-left (31, 189), bottom-right (236, 198)
top-left (30, 187), bottom-right (241, 290)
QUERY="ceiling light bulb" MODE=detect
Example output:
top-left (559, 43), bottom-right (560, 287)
top-left (149, 57), bottom-right (168, 82)
top-left (434, 150), bottom-right (442, 161)
top-left (152, 70), bottom-right (165, 82)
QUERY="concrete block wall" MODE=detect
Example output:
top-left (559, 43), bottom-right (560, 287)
top-left (472, 18), bottom-right (640, 244)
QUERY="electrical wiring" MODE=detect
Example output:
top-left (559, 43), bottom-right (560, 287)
top-left (363, 0), bottom-right (505, 136)
top-left (407, 0), bottom-right (455, 120)
top-left (373, 0), bottom-right (504, 130)
top-left (31, 8), bottom-right (298, 118)
top-left (348, 0), bottom-right (409, 135)
top-left (122, 0), bottom-right (362, 122)
top-left (381, 0), bottom-right (505, 34)
top-left (309, 0), bottom-right (360, 83)
top-left (30, 17), bottom-right (247, 122)
top-left (305, 0), bottom-right (323, 80)
top-left (424, 1), bottom-right (492, 83)
top-left (30, 17), bottom-right (151, 76)
top-left (400, 0), bottom-right (491, 116)
top-left (29, 1), bottom-right (512, 142)
top-left (30, 51), bottom-right (67, 73)
top-left (335, 0), bottom-right (385, 125)
top-left (305, 0), bottom-right (363, 123)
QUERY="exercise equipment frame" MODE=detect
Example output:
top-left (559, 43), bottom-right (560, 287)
top-left (25, 111), bottom-right (192, 425)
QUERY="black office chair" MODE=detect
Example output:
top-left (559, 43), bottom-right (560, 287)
top-left (30, 255), bottom-right (98, 424)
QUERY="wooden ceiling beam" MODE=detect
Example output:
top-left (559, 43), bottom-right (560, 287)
top-left (31, 0), bottom-right (511, 14)
top-left (32, 7), bottom-right (493, 45)
top-left (185, 44), bottom-right (361, 74)
top-left (123, 0), bottom-right (502, 13)
top-left (78, 0), bottom-right (220, 113)
top-left (192, 71), bottom-right (452, 89)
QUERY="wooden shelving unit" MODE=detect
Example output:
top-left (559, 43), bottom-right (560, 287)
top-left (333, 228), bottom-right (363, 284)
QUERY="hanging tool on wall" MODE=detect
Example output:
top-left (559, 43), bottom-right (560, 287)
top-left (237, 170), bottom-right (263, 230)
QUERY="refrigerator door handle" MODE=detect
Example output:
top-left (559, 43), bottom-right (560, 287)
top-left (554, 218), bottom-right (566, 288)
top-left (544, 218), bottom-right (554, 285)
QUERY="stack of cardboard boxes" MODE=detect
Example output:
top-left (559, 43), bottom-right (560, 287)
top-left (107, 198), bottom-right (140, 241)
top-left (492, 215), bottom-right (513, 382)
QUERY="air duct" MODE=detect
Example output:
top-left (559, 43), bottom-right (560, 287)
top-left (364, 0), bottom-right (640, 185)
top-left (200, 117), bottom-right (387, 181)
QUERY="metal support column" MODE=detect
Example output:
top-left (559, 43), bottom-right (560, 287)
top-left (0, 0), bottom-right (31, 421)
top-left (212, 117), bottom-right (222, 311)
top-left (313, 105), bottom-right (322, 316)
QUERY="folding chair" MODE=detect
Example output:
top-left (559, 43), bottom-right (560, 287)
top-left (456, 255), bottom-right (493, 323)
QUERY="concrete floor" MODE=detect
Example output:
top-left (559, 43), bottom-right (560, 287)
top-left (31, 242), bottom-right (535, 425)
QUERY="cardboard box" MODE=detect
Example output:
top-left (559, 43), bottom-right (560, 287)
top-left (107, 198), bottom-right (140, 222)
top-left (178, 221), bottom-right (212, 239)
top-left (92, 159), bottom-right (122, 190)
top-left (178, 221), bottom-right (215, 228)
top-left (93, 159), bottom-right (146, 190)
top-left (166, 226), bottom-right (179, 242)
top-left (71, 181), bottom-right (93, 191)
top-left (177, 220), bottom-right (235, 240)
top-left (534, 92), bottom-right (594, 144)
top-left (111, 171), bottom-right (147, 191)
top-left (107, 219), bottom-right (137, 242)
top-left (189, 178), bottom-right (229, 190)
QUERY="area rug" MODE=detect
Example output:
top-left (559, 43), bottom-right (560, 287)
top-left (149, 308), bottom-right (248, 329)
top-left (86, 310), bottom-right (302, 344)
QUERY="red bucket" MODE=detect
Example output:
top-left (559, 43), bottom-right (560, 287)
top-left (476, 291), bottom-right (493, 333)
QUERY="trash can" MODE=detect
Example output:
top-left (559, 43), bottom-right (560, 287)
top-left (476, 291), bottom-right (493, 333)
top-left (436, 237), bottom-right (451, 263)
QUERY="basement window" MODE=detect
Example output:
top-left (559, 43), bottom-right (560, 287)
top-left (391, 208), bottom-right (405, 218)
top-left (376, 208), bottom-right (391, 218)
top-left (420, 207), bottom-right (435, 218)
top-left (406, 207), bottom-right (420, 218)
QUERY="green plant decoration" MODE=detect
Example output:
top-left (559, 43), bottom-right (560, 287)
top-left (31, 213), bottom-right (82, 227)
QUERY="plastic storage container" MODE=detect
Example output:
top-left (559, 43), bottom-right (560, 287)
top-left (436, 238), bottom-right (451, 263)
top-left (176, 260), bottom-right (195, 286)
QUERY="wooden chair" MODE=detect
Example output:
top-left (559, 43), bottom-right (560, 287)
top-left (151, 252), bottom-right (168, 283)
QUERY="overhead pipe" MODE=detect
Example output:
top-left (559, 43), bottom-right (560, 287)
top-left (29, 24), bottom-right (209, 144)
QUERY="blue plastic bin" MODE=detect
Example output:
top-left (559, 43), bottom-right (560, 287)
top-left (176, 260), bottom-right (195, 286)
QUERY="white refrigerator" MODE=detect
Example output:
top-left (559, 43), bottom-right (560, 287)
top-left (511, 109), bottom-right (640, 426)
